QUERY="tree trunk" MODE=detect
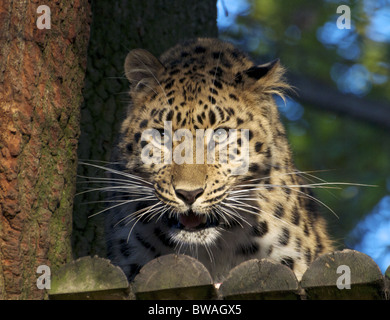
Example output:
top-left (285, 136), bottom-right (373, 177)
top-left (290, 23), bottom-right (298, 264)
top-left (73, 0), bottom-right (218, 258)
top-left (0, 0), bottom-right (91, 299)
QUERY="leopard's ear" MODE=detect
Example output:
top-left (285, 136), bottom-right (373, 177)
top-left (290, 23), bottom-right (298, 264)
top-left (244, 59), bottom-right (280, 81)
top-left (124, 49), bottom-right (165, 93)
top-left (239, 59), bottom-right (290, 96)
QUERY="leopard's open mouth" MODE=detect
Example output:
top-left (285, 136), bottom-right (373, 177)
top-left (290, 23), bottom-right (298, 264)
top-left (165, 210), bottom-right (219, 231)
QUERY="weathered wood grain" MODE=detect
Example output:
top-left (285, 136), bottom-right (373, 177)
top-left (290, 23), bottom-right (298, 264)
top-left (301, 249), bottom-right (385, 300)
top-left (49, 256), bottom-right (130, 300)
top-left (219, 259), bottom-right (299, 300)
top-left (47, 251), bottom-right (389, 300)
top-left (133, 254), bottom-right (216, 300)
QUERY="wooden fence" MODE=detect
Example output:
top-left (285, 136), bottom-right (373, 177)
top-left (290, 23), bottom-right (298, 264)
top-left (49, 249), bottom-right (389, 300)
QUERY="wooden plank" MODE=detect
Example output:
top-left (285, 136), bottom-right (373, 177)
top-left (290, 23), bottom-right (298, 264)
top-left (219, 259), bottom-right (299, 300)
top-left (133, 254), bottom-right (216, 300)
top-left (301, 249), bottom-right (385, 299)
top-left (49, 256), bottom-right (130, 300)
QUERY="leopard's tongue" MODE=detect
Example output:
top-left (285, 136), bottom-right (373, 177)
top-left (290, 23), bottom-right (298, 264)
top-left (179, 212), bottom-right (206, 229)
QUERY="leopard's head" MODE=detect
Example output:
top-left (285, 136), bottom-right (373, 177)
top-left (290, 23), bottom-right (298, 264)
top-left (115, 39), bottom-right (291, 247)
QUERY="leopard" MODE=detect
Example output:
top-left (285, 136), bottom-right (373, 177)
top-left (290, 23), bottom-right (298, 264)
top-left (103, 38), bottom-right (334, 283)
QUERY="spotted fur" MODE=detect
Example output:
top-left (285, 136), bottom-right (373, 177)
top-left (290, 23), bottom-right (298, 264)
top-left (104, 38), bottom-right (333, 282)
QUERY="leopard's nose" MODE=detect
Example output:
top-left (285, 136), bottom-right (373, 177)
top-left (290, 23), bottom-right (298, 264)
top-left (174, 188), bottom-right (204, 206)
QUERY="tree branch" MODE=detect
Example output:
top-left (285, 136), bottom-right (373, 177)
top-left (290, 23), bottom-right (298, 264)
top-left (287, 73), bottom-right (390, 129)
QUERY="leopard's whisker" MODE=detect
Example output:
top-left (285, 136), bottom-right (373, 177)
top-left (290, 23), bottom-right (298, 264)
top-left (88, 195), bottom-right (156, 218)
top-left (231, 184), bottom-right (342, 192)
top-left (239, 169), bottom-right (375, 189)
top-left (204, 241), bottom-right (215, 263)
top-left (224, 198), bottom-right (259, 211)
top-left (212, 205), bottom-right (233, 227)
top-left (153, 204), bottom-right (172, 223)
top-left (220, 201), bottom-right (259, 218)
top-left (126, 206), bottom-right (164, 226)
top-left (78, 161), bottom-right (153, 186)
top-left (242, 170), bottom-right (317, 184)
top-left (77, 175), bottom-right (153, 187)
top-left (115, 201), bottom-right (163, 227)
top-left (76, 185), bottom-right (154, 197)
top-left (228, 184), bottom-right (340, 219)
top-left (289, 187), bottom-right (340, 219)
top-left (215, 204), bottom-right (250, 228)
top-left (124, 202), bottom-right (167, 242)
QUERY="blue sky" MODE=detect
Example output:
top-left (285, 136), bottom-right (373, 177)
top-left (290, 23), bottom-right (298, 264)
top-left (347, 196), bottom-right (390, 272)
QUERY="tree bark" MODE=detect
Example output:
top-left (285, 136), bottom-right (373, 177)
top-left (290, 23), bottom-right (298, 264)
top-left (0, 0), bottom-right (91, 299)
top-left (73, 0), bottom-right (218, 259)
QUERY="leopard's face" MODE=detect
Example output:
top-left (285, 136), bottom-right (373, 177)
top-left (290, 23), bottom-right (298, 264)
top-left (104, 38), bottom-right (333, 282)
top-left (116, 39), bottom-right (289, 248)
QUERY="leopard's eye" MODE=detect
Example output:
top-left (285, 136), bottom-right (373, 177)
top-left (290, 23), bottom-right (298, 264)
top-left (213, 127), bottom-right (230, 143)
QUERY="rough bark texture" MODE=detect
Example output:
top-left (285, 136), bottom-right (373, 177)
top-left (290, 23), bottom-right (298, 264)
top-left (73, 0), bottom-right (218, 258)
top-left (0, 0), bottom-right (91, 299)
